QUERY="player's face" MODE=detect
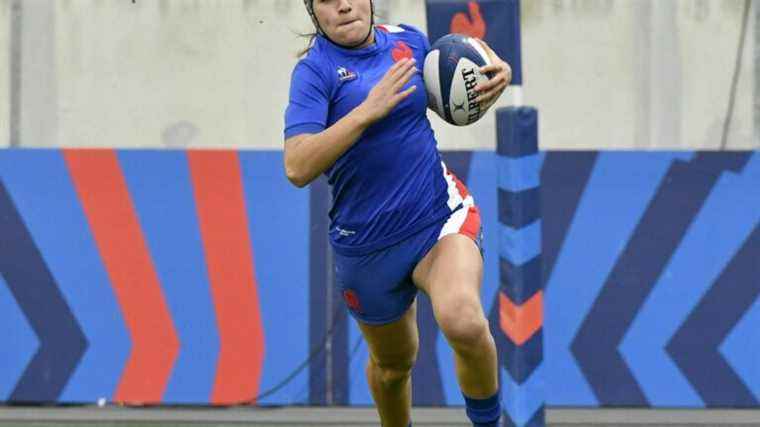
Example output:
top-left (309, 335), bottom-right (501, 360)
top-left (313, 0), bottom-right (374, 48)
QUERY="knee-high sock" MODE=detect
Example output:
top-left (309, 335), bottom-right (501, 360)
top-left (463, 391), bottom-right (501, 427)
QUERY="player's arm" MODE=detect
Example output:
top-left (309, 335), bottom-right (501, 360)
top-left (284, 109), bottom-right (371, 188)
top-left (284, 58), bottom-right (418, 188)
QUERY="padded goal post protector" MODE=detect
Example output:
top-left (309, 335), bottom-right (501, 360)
top-left (496, 107), bottom-right (544, 427)
top-left (425, 0), bottom-right (523, 85)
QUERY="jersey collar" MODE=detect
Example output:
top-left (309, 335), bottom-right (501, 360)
top-left (317, 26), bottom-right (388, 57)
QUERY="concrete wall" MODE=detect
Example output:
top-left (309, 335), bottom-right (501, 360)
top-left (1, 0), bottom-right (11, 148)
top-left (1, 0), bottom-right (757, 149)
top-left (522, 0), bottom-right (755, 150)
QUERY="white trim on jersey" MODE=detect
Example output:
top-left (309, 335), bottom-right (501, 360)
top-left (439, 202), bottom-right (468, 239)
top-left (377, 24), bottom-right (405, 33)
top-left (442, 162), bottom-right (464, 210)
top-left (439, 162), bottom-right (476, 239)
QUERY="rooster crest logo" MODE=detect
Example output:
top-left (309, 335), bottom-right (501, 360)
top-left (392, 41), bottom-right (414, 62)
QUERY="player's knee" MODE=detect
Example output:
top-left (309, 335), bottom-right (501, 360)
top-left (437, 299), bottom-right (489, 349)
top-left (369, 357), bottom-right (415, 389)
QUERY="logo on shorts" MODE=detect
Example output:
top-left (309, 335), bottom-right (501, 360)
top-left (337, 67), bottom-right (358, 82)
top-left (335, 226), bottom-right (356, 237)
top-left (343, 289), bottom-right (362, 313)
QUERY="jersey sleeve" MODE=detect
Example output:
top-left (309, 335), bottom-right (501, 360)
top-left (284, 60), bottom-right (332, 140)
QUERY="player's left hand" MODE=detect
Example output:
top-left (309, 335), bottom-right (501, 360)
top-left (473, 38), bottom-right (512, 110)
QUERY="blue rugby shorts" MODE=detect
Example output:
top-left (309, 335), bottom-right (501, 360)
top-left (334, 167), bottom-right (483, 325)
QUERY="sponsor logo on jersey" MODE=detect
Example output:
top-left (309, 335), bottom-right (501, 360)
top-left (337, 67), bottom-right (358, 82)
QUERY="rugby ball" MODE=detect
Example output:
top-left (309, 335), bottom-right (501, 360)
top-left (423, 34), bottom-right (492, 126)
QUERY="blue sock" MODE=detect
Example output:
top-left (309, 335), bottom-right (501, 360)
top-left (463, 391), bottom-right (501, 427)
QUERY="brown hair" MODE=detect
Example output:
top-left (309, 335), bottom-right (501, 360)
top-left (297, 33), bottom-right (318, 58)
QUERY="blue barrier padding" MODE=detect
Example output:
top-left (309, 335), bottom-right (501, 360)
top-left (0, 179), bottom-right (87, 401)
top-left (2, 149), bottom-right (755, 408)
top-left (502, 365), bottom-right (545, 426)
top-left (497, 108), bottom-right (538, 157)
top-left (723, 294), bottom-right (760, 401)
top-left (0, 151), bottom-right (130, 402)
top-left (498, 329), bottom-right (544, 383)
top-left (240, 152), bottom-right (311, 405)
top-left (500, 221), bottom-right (541, 266)
top-left (499, 256), bottom-right (542, 305)
top-left (0, 275), bottom-right (39, 400)
top-left (498, 154), bottom-right (542, 192)
top-left (543, 151), bottom-right (695, 407)
top-left (619, 160), bottom-right (760, 407)
top-left (498, 188), bottom-right (540, 228)
top-left (496, 104), bottom-right (544, 426)
top-left (119, 152), bottom-right (220, 403)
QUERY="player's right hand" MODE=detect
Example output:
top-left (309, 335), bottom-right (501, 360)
top-left (356, 57), bottom-right (418, 125)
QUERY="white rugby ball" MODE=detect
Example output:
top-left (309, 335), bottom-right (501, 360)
top-left (423, 34), bottom-right (492, 126)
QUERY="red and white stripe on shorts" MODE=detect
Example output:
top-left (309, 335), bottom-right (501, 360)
top-left (440, 162), bottom-right (481, 242)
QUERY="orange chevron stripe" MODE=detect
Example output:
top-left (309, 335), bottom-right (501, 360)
top-left (499, 290), bottom-right (543, 346)
top-left (187, 150), bottom-right (264, 404)
top-left (64, 149), bottom-right (179, 403)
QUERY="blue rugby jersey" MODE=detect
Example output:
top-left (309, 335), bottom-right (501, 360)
top-left (284, 24), bottom-right (455, 256)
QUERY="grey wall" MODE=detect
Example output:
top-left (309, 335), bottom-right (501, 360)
top-left (1, 0), bottom-right (757, 150)
top-left (2, 0), bottom-right (14, 148)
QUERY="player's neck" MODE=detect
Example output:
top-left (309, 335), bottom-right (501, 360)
top-left (354, 25), bottom-right (376, 49)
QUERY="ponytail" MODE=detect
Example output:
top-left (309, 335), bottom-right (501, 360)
top-left (297, 33), bottom-right (317, 58)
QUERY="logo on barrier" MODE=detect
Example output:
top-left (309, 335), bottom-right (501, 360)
top-left (450, 1), bottom-right (486, 39)
top-left (426, 0), bottom-right (522, 85)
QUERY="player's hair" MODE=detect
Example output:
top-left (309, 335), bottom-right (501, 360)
top-left (297, 32), bottom-right (318, 58)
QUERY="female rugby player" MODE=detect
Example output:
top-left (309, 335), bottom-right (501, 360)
top-left (284, 1), bottom-right (511, 425)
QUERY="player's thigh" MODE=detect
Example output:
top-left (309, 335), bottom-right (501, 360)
top-left (357, 301), bottom-right (419, 367)
top-left (413, 233), bottom-right (484, 313)
top-left (412, 190), bottom-right (484, 308)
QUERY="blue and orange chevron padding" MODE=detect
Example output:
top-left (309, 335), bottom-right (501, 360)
top-left (496, 107), bottom-right (544, 427)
